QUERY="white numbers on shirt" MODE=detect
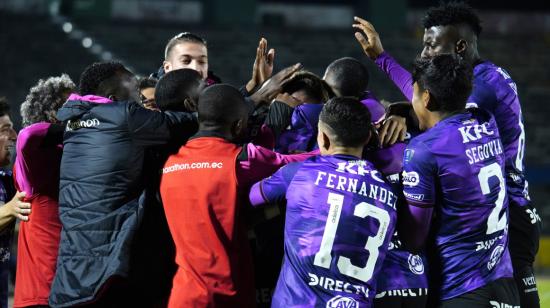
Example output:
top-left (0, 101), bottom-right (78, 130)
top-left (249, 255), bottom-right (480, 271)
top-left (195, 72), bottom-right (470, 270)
top-left (478, 163), bottom-right (507, 234)
top-left (313, 192), bottom-right (390, 282)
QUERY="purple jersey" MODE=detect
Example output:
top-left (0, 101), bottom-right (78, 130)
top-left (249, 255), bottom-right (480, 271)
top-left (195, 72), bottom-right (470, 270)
top-left (366, 142), bottom-right (429, 293)
top-left (375, 53), bottom-right (529, 207)
top-left (251, 155), bottom-right (397, 307)
top-left (275, 92), bottom-right (383, 154)
top-left (402, 109), bottom-right (514, 300)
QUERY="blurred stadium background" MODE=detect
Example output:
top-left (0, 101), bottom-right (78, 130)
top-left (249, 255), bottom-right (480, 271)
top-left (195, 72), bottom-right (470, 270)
top-left (1, 0), bottom-right (549, 306)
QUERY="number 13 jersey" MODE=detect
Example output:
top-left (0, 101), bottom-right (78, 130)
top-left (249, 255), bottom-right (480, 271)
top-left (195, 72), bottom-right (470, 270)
top-left (402, 108), bottom-right (514, 300)
top-left (255, 154), bottom-right (397, 307)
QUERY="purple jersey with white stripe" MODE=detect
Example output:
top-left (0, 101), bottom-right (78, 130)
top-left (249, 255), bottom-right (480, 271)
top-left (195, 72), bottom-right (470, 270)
top-left (375, 53), bottom-right (529, 207)
top-left (255, 155), bottom-right (397, 307)
top-left (402, 109), bottom-right (513, 300)
top-left (366, 143), bottom-right (429, 293)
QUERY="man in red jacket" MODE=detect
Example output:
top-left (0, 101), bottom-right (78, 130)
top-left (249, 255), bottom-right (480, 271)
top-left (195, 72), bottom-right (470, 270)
top-left (160, 84), bottom-right (315, 307)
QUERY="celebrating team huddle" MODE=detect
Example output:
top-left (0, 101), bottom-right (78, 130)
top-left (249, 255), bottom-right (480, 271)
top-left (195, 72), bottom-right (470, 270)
top-left (8, 1), bottom-right (541, 308)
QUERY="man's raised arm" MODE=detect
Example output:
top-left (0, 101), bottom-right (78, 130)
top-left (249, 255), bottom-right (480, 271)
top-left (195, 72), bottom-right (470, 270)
top-left (353, 16), bottom-right (414, 101)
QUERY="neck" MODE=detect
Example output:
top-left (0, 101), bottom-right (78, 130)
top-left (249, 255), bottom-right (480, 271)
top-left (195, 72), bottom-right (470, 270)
top-left (198, 125), bottom-right (233, 140)
top-left (426, 110), bottom-right (462, 129)
top-left (326, 146), bottom-right (364, 158)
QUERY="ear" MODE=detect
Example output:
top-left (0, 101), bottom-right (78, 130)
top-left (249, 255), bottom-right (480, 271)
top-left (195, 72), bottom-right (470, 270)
top-left (183, 98), bottom-right (196, 112)
top-left (455, 39), bottom-right (468, 57)
top-left (320, 130), bottom-right (331, 152)
top-left (163, 60), bottom-right (172, 73)
top-left (422, 89), bottom-right (434, 111)
top-left (231, 119), bottom-right (244, 138)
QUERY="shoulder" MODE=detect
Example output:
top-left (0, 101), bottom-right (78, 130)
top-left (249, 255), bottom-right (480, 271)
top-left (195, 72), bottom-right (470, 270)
top-left (473, 61), bottom-right (516, 95)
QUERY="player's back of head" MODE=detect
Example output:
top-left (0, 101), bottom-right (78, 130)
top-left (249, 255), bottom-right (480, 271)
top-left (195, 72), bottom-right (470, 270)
top-left (138, 76), bottom-right (158, 91)
top-left (21, 74), bottom-right (76, 127)
top-left (197, 84), bottom-right (247, 127)
top-left (323, 57), bottom-right (369, 98)
top-left (155, 69), bottom-right (203, 112)
top-left (423, 1), bottom-right (482, 37)
top-left (282, 70), bottom-right (333, 104)
top-left (319, 97), bottom-right (372, 147)
top-left (412, 53), bottom-right (473, 113)
top-left (78, 61), bottom-right (134, 100)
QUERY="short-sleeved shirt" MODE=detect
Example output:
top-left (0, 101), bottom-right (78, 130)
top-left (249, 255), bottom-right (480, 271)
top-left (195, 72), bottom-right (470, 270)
top-left (402, 109), bottom-right (513, 300)
top-left (254, 154), bottom-right (397, 307)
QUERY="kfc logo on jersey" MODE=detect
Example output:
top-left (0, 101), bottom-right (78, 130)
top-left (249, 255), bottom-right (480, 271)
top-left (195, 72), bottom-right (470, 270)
top-left (458, 123), bottom-right (494, 143)
top-left (402, 171), bottom-right (420, 187)
top-left (458, 123), bottom-right (495, 143)
top-left (327, 295), bottom-right (359, 308)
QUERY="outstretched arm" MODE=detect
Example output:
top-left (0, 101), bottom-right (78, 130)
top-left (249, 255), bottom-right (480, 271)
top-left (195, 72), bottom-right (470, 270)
top-left (353, 16), bottom-right (413, 101)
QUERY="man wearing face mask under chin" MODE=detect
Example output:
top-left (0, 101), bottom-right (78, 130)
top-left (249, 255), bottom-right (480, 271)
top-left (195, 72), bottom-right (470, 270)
top-left (49, 61), bottom-right (198, 308)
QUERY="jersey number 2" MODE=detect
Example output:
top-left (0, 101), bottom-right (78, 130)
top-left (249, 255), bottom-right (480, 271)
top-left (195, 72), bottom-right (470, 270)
top-left (313, 192), bottom-right (390, 283)
top-left (478, 162), bottom-right (507, 234)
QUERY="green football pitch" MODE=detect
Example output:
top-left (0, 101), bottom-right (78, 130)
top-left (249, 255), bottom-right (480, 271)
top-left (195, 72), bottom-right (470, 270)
top-left (540, 277), bottom-right (550, 307)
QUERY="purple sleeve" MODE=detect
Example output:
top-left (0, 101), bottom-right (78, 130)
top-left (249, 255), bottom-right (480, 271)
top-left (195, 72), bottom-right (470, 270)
top-left (249, 162), bottom-right (301, 206)
top-left (14, 123), bottom-right (51, 196)
top-left (402, 142), bottom-right (436, 207)
top-left (397, 204), bottom-right (434, 252)
top-left (236, 143), bottom-right (318, 187)
top-left (398, 141), bottom-right (436, 251)
top-left (374, 52), bottom-right (414, 101)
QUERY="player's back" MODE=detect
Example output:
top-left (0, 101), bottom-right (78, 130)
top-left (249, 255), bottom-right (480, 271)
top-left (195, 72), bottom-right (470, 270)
top-left (470, 61), bottom-right (528, 206)
top-left (403, 108), bottom-right (514, 300)
top-left (273, 154), bottom-right (397, 308)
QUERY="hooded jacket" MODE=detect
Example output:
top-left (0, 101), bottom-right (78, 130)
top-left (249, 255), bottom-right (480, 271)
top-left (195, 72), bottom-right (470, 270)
top-left (49, 94), bottom-right (197, 307)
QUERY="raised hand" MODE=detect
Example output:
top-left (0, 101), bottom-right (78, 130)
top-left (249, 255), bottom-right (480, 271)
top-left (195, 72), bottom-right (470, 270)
top-left (247, 38), bottom-right (276, 93)
top-left (250, 63), bottom-right (303, 106)
top-left (353, 16), bottom-right (385, 60)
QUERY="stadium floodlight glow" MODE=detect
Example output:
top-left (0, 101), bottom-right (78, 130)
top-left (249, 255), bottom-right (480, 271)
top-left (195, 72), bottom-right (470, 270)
top-left (101, 52), bottom-right (113, 61)
top-left (82, 37), bottom-right (93, 48)
top-left (62, 22), bottom-right (73, 33)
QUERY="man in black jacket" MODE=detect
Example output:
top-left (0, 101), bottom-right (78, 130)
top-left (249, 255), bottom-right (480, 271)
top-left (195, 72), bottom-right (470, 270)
top-left (49, 62), bottom-right (197, 307)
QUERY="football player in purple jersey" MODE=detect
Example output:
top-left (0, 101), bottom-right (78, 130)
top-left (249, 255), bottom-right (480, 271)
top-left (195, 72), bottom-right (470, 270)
top-left (250, 97), bottom-right (397, 307)
top-left (353, 3), bottom-right (539, 306)
top-left (398, 54), bottom-right (520, 308)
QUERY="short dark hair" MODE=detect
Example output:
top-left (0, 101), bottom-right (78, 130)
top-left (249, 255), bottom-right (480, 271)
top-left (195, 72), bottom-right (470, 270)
top-left (138, 76), bottom-right (158, 90)
top-left (324, 57), bottom-right (369, 98)
top-left (412, 54), bottom-right (473, 113)
top-left (282, 71), bottom-right (333, 103)
top-left (423, 1), bottom-right (482, 37)
top-left (78, 61), bottom-right (128, 96)
top-left (319, 97), bottom-right (372, 147)
top-left (0, 97), bottom-right (10, 118)
top-left (164, 32), bottom-right (207, 59)
top-left (198, 84), bottom-right (246, 126)
top-left (155, 69), bottom-right (202, 112)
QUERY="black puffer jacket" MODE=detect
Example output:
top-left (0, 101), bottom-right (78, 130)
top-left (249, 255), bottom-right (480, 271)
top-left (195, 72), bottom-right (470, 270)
top-left (49, 97), bottom-right (196, 307)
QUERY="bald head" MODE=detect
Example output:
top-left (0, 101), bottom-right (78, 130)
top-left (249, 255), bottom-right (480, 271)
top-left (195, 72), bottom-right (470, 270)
top-left (197, 84), bottom-right (248, 135)
top-left (323, 57), bottom-right (369, 98)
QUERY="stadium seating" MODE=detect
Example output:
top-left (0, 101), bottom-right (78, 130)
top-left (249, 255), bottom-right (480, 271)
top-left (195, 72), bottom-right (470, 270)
top-left (1, 12), bottom-right (549, 227)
